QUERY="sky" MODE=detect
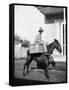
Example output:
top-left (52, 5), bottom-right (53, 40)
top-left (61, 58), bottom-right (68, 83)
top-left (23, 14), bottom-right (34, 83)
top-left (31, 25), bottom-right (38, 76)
top-left (15, 5), bottom-right (45, 43)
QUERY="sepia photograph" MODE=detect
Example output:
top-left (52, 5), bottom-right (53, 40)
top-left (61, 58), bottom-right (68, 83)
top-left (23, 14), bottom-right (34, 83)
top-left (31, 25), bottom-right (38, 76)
top-left (9, 3), bottom-right (67, 86)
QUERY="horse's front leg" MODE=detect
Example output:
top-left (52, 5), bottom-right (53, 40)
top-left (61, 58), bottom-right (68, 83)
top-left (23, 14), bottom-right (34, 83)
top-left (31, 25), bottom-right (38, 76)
top-left (44, 66), bottom-right (49, 79)
top-left (44, 56), bottom-right (49, 79)
top-left (48, 56), bottom-right (55, 68)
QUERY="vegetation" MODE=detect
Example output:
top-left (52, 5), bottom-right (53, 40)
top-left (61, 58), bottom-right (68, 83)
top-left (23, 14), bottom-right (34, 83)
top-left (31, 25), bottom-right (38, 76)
top-left (15, 34), bottom-right (30, 47)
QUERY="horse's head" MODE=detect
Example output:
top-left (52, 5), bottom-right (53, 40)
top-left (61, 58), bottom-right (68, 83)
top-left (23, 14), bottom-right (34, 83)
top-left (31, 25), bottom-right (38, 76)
top-left (54, 39), bottom-right (62, 53)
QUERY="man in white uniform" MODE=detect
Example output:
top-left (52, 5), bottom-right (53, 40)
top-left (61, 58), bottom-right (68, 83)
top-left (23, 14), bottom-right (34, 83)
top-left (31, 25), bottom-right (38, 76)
top-left (35, 27), bottom-right (47, 52)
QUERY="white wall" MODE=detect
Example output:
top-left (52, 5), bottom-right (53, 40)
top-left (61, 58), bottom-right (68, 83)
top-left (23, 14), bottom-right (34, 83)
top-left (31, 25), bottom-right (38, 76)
top-left (15, 44), bottom-right (28, 58)
top-left (15, 44), bottom-right (21, 58)
top-left (42, 22), bottom-right (60, 55)
top-left (42, 23), bottom-right (59, 43)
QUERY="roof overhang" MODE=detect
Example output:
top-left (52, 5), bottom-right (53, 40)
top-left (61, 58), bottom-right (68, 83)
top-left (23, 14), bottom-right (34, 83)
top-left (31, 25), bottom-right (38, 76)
top-left (37, 7), bottom-right (64, 15)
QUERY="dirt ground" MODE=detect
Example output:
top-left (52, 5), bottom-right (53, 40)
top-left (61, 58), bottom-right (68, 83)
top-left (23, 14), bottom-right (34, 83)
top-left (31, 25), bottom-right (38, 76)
top-left (14, 58), bottom-right (67, 84)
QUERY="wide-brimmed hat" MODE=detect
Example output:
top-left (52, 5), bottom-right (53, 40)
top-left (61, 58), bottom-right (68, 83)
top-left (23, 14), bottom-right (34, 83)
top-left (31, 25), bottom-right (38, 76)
top-left (38, 27), bottom-right (44, 33)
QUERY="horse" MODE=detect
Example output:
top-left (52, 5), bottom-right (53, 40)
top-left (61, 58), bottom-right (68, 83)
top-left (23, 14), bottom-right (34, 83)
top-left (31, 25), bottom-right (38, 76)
top-left (46, 39), bottom-right (62, 66)
top-left (23, 39), bottom-right (62, 79)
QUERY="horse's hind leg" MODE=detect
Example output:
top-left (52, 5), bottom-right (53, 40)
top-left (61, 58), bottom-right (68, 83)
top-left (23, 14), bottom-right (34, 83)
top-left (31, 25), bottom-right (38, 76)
top-left (26, 57), bottom-right (33, 73)
top-left (23, 58), bottom-right (30, 76)
top-left (23, 56), bottom-right (33, 75)
top-left (23, 62), bottom-right (30, 76)
top-left (23, 63), bottom-right (27, 76)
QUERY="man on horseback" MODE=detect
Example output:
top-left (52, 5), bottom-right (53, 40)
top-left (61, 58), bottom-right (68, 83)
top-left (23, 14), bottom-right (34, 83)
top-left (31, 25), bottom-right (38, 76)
top-left (35, 27), bottom-right (47, 53)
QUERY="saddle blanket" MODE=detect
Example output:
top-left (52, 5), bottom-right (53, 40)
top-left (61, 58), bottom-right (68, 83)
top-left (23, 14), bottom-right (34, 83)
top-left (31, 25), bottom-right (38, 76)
top-left (29, 43), bottom-right (44, 54)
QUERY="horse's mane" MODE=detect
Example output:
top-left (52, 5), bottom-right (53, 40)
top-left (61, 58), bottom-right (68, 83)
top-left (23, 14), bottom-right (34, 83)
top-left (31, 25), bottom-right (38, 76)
top-left (47, 39), bottom-right (59, 49)
top-left (47, 41), bottom-right (54, 50)
top-left (46, 39), bottom-right (61, 55)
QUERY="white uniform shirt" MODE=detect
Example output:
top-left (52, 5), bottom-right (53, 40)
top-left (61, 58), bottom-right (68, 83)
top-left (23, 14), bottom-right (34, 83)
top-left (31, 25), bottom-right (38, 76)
top-left (35, 33), bottom-right (42, 43)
